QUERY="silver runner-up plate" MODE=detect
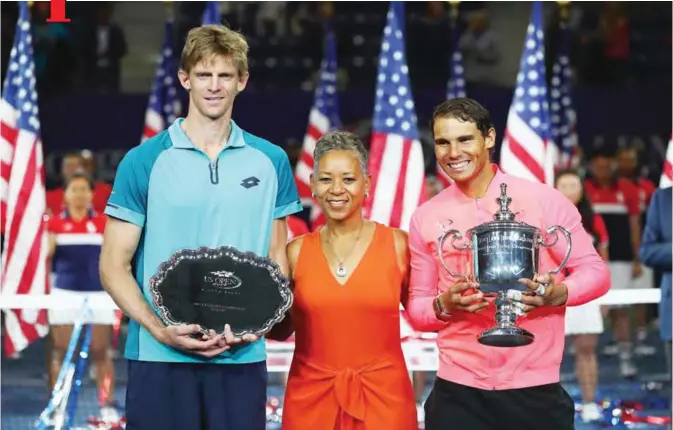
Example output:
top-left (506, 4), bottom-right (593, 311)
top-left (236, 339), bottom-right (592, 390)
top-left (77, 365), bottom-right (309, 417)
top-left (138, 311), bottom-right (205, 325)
top-left (148, 246), bottom-right (293, 337)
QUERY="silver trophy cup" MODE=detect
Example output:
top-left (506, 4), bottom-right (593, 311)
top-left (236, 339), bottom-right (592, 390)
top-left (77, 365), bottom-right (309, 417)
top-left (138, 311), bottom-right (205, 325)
top-left (437, 183), bottom-right (572, 347)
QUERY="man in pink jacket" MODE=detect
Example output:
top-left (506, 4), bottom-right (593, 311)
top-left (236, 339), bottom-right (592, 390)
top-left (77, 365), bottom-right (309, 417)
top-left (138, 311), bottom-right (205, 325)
top-left (407, 98), bottom-right (610, 430)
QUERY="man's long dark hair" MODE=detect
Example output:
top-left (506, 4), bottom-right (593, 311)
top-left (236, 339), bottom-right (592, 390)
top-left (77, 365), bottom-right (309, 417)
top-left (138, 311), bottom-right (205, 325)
top-left (555, 169), bottom-right (598, 240)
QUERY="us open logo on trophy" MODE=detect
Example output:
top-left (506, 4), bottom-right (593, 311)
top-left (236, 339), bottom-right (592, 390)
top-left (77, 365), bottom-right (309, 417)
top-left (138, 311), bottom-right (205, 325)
top-left (437, 183), bottom-right (572, 347)
top-left (204, 271), bottom-right (243, 290)
top-left (149, 247), bottom-right (293, 337)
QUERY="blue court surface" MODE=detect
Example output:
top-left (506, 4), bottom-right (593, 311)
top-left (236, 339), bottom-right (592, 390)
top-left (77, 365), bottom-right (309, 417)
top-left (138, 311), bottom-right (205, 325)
top-left (2, 331), bottom-right (671, 429)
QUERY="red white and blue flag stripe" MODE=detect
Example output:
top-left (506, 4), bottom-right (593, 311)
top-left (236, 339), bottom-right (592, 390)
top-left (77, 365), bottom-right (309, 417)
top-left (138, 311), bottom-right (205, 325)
top-left (0, 2), bottom-right (49, 356)
top-left (365, 1), bottom-right (425, 231)
top-left (438, 22), bottom-right (467, 189)
top-left (141, 18), bottom-right (181, 143)
top-left (549, 19), bottom-right (578, 170)
top-left (499, 1), bottom-right (555, 185)
top-left (294, 28), bottom-right (341, 230)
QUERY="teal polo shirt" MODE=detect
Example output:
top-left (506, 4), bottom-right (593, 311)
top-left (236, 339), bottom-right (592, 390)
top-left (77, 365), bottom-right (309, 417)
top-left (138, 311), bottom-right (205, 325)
top-left (105, 119), bottom-right (302, 364)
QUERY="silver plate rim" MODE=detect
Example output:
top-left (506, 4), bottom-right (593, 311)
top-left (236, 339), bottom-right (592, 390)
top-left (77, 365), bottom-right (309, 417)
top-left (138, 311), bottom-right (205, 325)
top-left (148, 246), bottom-right (293, 338)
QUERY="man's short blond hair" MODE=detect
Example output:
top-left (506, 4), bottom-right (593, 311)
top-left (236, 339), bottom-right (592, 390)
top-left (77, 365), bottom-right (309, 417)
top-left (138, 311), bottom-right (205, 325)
top-left (180, 25), bottom-right (249, 76)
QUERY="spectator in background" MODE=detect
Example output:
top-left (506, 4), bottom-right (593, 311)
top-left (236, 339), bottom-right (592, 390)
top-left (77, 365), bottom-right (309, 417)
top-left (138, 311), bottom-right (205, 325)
top-left (255, 2), bottom-right (287, 37)
top-left (30, 2), bottom-right (75, 96)
top-left (81, 150), bottom-right (113, 213)
top-left (585, 151), bottom-right (642, 378)
top-left (616, 147), bottom-right (657, 356)
top-left (556, 170), bottom-right (609, 423)
top-left (47, 172), bottom-right (120, 422)
top-left (47, 152), bottom-right (85, 215)
top-left (81, 3), bottom-right (127, 92)
top-left (639, 186), bottom-right (672, 375)
top-left (598, 2), bottom-right (629, 84)
top-left (47, 151), bottom-right (111, 215)
top-left (458, 10), bottom-right (500, 85)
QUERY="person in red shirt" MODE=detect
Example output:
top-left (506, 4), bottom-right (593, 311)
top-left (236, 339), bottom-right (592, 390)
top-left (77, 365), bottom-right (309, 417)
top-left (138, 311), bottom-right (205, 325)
top-left (585, 151), bottom-right (642, 377)
top-left (556, 170), bottom-right (609, 423)
top-left (81, 149), bottom-right (113, 212)
top-left (46, 152), bottom-right (85, 215)
top-left (46, 151), bottom-right (113, 215)
top-left (47, 172), bottom-right (120, 421)
top-left (616, 147), bottom-right (657, 352)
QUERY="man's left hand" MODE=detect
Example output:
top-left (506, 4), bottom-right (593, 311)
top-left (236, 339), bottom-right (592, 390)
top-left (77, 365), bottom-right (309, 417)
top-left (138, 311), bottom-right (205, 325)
top-left (212, 324), bottom-right (259, 349)
top-left (508, 273), bottom-right (568, 314)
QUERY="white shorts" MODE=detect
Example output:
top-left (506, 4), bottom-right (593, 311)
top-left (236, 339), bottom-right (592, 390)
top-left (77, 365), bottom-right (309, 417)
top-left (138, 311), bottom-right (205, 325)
top-left (609, 262), bottom-right (654, 289)
top-left (48, 288), bottom-right (116, 326)
top-left (565, 302), bottom-right (604, 335)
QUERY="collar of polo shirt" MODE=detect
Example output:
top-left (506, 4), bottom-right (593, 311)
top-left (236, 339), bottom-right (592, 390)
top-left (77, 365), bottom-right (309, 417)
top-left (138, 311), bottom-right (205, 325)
top-left (168, 118), bottom-right (247, 150)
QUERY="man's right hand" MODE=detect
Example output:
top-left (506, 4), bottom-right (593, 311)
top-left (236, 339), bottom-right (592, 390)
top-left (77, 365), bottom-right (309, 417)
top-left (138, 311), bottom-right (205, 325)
top-left (439, 280), bottom-right (490, 313)
top-left (154, 324), bottom-right (232, 358)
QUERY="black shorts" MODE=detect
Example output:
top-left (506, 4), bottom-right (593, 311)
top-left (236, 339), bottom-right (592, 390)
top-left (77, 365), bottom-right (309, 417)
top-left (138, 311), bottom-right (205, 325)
top-left (125, 360), bottom-right (267, 430)
top-left (424, 378), bottom-right (575, 430)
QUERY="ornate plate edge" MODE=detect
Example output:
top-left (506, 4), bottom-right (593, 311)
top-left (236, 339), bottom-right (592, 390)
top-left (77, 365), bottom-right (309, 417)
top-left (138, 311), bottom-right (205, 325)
top-left (148, 246), bottom-right (293, 338)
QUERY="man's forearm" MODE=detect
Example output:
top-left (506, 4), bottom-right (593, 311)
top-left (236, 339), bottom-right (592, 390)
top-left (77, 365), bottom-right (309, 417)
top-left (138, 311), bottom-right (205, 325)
top-left (100, 264), bottom-right (164, 338)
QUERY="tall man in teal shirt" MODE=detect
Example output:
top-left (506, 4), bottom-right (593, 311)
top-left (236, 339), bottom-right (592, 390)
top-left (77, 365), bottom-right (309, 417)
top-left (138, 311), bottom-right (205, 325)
top-left (99, 25), bottom-right (301, 430)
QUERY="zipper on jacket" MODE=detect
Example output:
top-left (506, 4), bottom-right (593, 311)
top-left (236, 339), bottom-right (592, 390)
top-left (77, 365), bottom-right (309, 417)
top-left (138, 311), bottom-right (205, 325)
top-left (208, 159), bottom-right (219, 184)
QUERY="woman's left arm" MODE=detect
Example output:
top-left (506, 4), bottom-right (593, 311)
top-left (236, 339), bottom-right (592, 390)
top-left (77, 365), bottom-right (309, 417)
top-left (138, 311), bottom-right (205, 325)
top-left (392, 229), bottom-right (411, 309)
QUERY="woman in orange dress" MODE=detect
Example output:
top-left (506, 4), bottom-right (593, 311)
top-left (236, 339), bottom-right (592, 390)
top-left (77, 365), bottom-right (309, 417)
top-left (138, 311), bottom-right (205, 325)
top-left (270, 131), bottom-right (418, 430)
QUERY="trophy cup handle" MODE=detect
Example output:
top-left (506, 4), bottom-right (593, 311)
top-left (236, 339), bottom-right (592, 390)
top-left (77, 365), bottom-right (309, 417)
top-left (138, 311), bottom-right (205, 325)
top-left (437, 229), bottom-right (471, 280)
top-left (539, 225), bottom-right (572, 274)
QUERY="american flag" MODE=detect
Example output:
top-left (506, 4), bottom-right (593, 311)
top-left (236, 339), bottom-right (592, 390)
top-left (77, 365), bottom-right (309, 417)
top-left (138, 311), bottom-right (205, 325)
top-left (0, 2), bottom-right (49, 356)
top-left (294, 28), bottom-right (341, 230)
top-left (438, 24), bottom-right (467, 188)
top-left (499, 1), bottom-right (555, 185)
top-left (365, 1), bottom-right (425, 231)
top-left (141, 19), bottom-right (181, 142)
top-left (202, 1), bottom-right (220, 25)
top-left (549, 20), bottom-right (578, 170)
top-left (661, 135), bottom-right (673, 188)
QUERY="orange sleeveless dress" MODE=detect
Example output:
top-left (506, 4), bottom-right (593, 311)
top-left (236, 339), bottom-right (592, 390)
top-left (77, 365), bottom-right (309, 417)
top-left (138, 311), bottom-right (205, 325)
top-left (281, 223), bottom-right (418, 430)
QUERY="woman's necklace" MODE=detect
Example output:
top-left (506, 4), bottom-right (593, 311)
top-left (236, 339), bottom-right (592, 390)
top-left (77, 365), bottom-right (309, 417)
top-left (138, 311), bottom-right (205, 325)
top-left (324, 222), bottom-right (364, 278)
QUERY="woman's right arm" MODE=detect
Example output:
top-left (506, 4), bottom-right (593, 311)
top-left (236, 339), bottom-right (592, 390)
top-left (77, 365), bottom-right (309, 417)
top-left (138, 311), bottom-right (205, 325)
top-left (266, 236), bottom-right (304, 341)
top-left (47, 232), bottom-right (56, 259)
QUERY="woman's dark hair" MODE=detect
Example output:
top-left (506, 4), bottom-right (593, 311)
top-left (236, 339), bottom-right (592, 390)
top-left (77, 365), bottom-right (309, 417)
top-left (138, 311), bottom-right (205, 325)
top-left (555, 169), bottom-right (598, 240)
top-left (64, 171), bottom-right (94, 191)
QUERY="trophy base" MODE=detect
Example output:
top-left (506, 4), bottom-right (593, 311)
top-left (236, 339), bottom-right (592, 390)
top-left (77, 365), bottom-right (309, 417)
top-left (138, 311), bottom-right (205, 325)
top-left (478, 327), bottom-right (535, 347)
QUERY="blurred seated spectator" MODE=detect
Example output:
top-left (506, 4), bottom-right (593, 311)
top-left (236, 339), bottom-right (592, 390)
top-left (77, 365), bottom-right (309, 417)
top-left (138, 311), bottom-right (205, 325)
top-left (458, 9), bottom-right (500, 85)
top-left (30, 2), bottom-right (76, 96)
top-left (255, 2), bottom-right (287, 37)
top-left (47, 151), bottom-right (112, 215)
top-left (79, 3), bottom-right (127, 93)
top-left (599, 2), bottom-right (630, 84)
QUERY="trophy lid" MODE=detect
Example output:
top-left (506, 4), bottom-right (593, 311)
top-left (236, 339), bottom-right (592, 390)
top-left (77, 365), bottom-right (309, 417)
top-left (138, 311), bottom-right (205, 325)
top-left (470, 183), bottom-right (539, 235)
top-left (494, 183), bottom-right (515, 221)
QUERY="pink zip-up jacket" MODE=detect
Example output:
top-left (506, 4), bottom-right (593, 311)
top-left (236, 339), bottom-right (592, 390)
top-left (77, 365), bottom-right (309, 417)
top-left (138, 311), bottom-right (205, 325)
top-left (407, 166), bottom-right (610, 390)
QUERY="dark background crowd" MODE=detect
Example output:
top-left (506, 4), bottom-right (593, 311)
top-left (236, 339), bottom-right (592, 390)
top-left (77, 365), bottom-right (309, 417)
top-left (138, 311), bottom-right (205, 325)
top-left (1, 1), bottom-right (671, 94)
